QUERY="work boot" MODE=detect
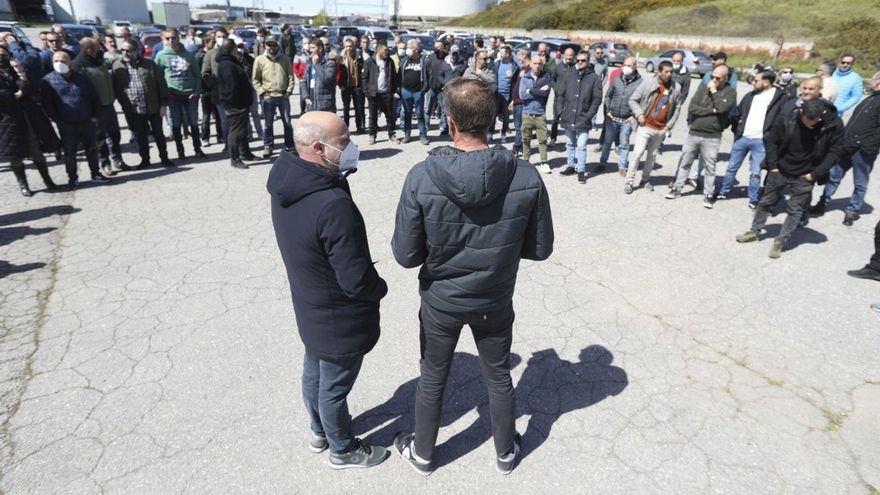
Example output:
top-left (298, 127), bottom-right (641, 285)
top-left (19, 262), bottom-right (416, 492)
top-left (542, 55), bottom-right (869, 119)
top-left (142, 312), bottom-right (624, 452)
top-left (810, 199), bottom-right (826, 217)
top-left (843, 211), bottom-right (856, 226)
top-left (736, 230), bottom-right (759, 243)
top-left (768, 240), bottom-right (784, 259)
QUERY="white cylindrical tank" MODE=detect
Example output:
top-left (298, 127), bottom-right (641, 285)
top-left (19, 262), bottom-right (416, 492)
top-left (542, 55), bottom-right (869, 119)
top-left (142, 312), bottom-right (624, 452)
top-left (397, 0), bottom-right (493, 18)
top-left (50, 0), bottom-right (150, 23)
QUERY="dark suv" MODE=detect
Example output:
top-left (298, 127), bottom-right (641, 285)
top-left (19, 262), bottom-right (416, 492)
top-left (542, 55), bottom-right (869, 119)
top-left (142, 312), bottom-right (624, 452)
top-left (327, 26), bottom-right (359, 49)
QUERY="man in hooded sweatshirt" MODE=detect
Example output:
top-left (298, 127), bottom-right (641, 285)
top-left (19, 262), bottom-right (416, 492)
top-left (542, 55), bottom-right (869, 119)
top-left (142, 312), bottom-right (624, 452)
top-left (267, 111), bottom-right (389, 470)
top-left (390, 78), bottom-right (554, 476)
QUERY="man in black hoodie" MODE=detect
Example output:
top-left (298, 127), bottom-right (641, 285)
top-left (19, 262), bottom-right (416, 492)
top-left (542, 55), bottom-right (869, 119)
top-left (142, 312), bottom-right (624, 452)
top-left (215, 39), bottom-right (254, 169)
top-left (391, 78), bottom-right (554, 476)
top-left (267, 111), bottom-right (389, 470)
top-left (736, 98), bottom-right (844, 258)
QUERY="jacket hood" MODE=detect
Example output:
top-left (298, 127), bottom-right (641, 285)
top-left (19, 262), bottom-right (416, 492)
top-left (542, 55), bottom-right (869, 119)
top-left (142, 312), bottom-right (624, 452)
top-left (266, 150), bottom-right (345, 207)
top-left (217, 53), bottom-right (241, 65)
top-left (424, 145), bottom-right (517, 208)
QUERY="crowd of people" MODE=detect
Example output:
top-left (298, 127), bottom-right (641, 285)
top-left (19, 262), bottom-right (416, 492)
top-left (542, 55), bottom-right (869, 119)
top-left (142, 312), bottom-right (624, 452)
top-left (0, 25), bottom-right (878, 263)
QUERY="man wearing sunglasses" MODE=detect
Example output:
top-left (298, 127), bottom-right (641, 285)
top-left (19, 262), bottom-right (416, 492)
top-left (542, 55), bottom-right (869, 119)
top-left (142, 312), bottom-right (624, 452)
top-left (154, 28), bottom-right (205, 161)
top-left (832, 53), bottom-right (864, 117)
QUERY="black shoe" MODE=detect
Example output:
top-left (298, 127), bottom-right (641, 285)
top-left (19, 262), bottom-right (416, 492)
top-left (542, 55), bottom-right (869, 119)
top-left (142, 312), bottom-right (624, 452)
top-left (161, 157), bottom-right (176, 167)
top-left (137, 158), bottom-right (151, 168)
top-left (439, 129), bottom-right (449, 136)
top-left (393, 432), bottom-right (432, 476)
top-left (577, 172), bottom-right (586, 184)
top-left (810, 200), bottom-right (826, 217)
top-left (194, 148), bottom-right (207, 158)
top-left (496, 433), bottom-right (522, 475)
top-left (231, 159), bottom-right (249, 169)
top-left (843, 212), bottom-right (856, 226)
top-left (847, 266), bottom-right (880, 282)
top-left (328, 438), bottom-right (389, 470)
top-left (559, 167), bottom-right (576, 176)
top-left (19, 183), bottom-right (33, 197)
top-left (242, 153), bottom-right (258, 161)
top-left (67, 179), bottom-right (78, 190)
top-left (92, 174), bottom-right (111, 183)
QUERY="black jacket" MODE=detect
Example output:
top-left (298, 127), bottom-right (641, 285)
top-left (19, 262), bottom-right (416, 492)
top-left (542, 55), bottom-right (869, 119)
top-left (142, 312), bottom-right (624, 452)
top-left (763, 102), bottom-right (844, 184)
top-left (556, 68), bottom-right (603, 132)
top-left (730, 87), bottom-right (786, 141)
top-left (392, 146), bottom-right (554, 313)
top-left (216, 53), bottom-right (253, 111)
top-left (361, 56), bottom-right (398, 97)
top-left (268, 151), bottom-right (388, 362)
top-left (843, 92), bottom-right (880, 155)
top-left (425, 52), bottom-right (453, 91)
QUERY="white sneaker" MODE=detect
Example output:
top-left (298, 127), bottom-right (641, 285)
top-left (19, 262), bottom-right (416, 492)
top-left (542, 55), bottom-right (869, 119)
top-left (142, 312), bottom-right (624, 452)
top-left (538, 163), bottom-right (552, 174)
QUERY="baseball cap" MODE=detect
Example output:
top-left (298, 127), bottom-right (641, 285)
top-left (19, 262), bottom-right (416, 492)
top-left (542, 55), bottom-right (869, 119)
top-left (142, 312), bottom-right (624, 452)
top-left (710, 51), bottom-right (728, 61)
top-left (264, 35), bottom-right (277, 44)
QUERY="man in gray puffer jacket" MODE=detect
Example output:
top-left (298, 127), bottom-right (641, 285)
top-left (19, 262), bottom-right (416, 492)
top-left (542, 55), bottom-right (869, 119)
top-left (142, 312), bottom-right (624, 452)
top-left (391, 78), bottom-right (553, 477)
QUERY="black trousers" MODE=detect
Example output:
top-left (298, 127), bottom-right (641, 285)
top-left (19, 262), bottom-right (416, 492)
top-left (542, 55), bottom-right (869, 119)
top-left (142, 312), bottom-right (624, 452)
top-left (341, 87), bottom-right (365, 131)
top-left (869, 219), bottom-right (880, 271)
top-left (200, 93), bottom-right (223, 143)
top-left (226, 108), bottom-right (250, 160)
top-left (751, 171), bottom-right (814, 246)
top-left (414, 300), bottom-right (516, 461)
top-left (368, 93), bottom-right (396, 138)
top-left (128, 112), bottom-right (168, 161)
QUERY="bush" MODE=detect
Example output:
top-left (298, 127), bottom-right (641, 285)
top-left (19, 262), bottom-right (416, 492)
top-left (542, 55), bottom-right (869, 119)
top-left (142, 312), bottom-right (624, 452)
top-left (814, 17), bottom-right (880, 72)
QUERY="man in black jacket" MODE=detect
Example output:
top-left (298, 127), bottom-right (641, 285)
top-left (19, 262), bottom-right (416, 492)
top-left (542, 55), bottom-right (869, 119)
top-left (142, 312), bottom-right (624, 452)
top-left (267, 111), bottom-right (389, 470)
top-left (362, 43), bottom-right (400, 145)
top-left (812, 71), bottom-right (880, 225)
top-left (425, 41), bottom-right (452, 134)
top-left (718, 69), bottom-right (786, 206)
top-left (216, 40), bottom-right (255, 169)
top-left (736, 99), bottom-right (844, 258)
top-left (555, 49), bottom-right (602, 182)
top-left (390, 78), bottom-right (554, 476)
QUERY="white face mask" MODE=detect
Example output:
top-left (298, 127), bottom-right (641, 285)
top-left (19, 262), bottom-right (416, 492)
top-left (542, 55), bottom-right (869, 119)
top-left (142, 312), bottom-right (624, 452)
top-left (672, 62), bottom-right (681, 70)
top-left (781, 72), bottom-right (793, 82)
top-left (215, 36), bottom-right (225, 45)
top-left (257, 36), bottom-right (264, 42)
top-left (622, 66), bottom-right (634, 76)
top-left (321, 140), bottom-right (359, 172)
top-left (405, 48), bottom-right (414, 57)
top-left (53, 61), bottom-right (69, 74)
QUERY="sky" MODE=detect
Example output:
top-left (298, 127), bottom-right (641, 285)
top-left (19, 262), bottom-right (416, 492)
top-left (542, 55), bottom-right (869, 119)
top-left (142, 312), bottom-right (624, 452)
top-left (188, 0), bottom-right (389, 17)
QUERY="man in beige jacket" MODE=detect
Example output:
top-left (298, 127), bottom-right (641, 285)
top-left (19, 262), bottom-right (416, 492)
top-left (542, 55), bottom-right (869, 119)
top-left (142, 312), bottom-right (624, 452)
top-left (253, 36), bottom-right (295, 158)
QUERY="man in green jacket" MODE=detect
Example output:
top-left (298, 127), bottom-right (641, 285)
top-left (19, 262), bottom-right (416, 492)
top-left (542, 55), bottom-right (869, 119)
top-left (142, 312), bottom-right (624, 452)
top-left (252, 36), bottom-right (294, 158)
top-left (155, 28), bottom-right (205, 160)
top-left (113, 39), bottom-right (174, 168)
top-left (72, 37), bottom-right (126, 174)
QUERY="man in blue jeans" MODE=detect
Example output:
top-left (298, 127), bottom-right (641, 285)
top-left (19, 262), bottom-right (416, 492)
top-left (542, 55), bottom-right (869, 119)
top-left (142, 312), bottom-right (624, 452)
top-left (811, 72), bottom-right (880, 226)
top-left (398, 39), bottom-right (429, 145)
top-left (155, 28), bottom-right (206, 161)
top-left (556, 50), bottom-right (602, 183)
top-left (718, 69), bottom-right (785, 207)
top-left (252, 36), bottom-right (294, 158)
top-left (268, 112), bottom-right (389, 469)
top-left (599, 56), bottom-right (642, 174)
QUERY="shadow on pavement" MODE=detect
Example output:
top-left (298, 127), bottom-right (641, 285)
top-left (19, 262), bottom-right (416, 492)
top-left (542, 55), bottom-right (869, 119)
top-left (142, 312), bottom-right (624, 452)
top-left (354, 345), bottom-right (627, 468)
top-left (359, 148), bottom-right (403, 161)
top-left (0, 259), bottom-right (46, 279)
top-left (0, 205), bottom-right (79, 227)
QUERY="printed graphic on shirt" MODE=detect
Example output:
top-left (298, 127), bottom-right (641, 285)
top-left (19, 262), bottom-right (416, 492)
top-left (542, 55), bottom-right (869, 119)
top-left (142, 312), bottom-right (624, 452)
top-left (168, 55), bottom-right (190, 81)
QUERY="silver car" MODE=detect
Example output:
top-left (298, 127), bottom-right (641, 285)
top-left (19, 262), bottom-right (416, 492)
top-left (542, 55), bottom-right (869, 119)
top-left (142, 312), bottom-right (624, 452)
top-left (587, 41), bottom-right (632, 66)
top-left (644, 49), bottom-right (713, 77)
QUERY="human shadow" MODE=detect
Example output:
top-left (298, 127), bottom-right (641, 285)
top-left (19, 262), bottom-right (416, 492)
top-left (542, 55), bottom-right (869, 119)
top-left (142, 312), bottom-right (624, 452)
top-left (826, 197), bottom-right (874, 215)
top-left (0, 226), bottom-right (55, 248)
top-left (763, 224), bottom-right (828, 249)
top-left (359, 148), bottom-right (403, 161)
top-left (0, 259), bottom-right (46, 279)
top-left (354, 345), bottom-right (627, 468)
top-left (0, 205), bottom-right (79, 227)
top-left (72, 165), bottom-right (191, 190)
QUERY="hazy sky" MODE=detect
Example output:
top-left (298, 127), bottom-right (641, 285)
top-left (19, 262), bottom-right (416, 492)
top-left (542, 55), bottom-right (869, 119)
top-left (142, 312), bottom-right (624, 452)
top-left (189, 0), bottom-right (390, 17)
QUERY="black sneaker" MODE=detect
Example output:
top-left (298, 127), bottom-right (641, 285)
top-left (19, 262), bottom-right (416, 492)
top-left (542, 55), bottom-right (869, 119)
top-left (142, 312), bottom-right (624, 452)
top-left (393, 432), bottom-right (433, 476)
top-left (231, 159), bottom-right (249, 169)
top-left (665, 188), bottom-right (682, 200)
top-left (559, 167), bottom-right (576, 176)
top-left (703, 196), bottom-right (715, 209)
top-left (496, 433), bottom-right (521, 475)
top-left (161, 157), bottom-right (176, 167)
top-left (847, 266), bottom-right (880, 282)
top-left (92, 174), bottom-right (111, 183)
top-left (308, 433), bottom-right (328, 453)
top-left (843, 212), bottom-right (856, 226)
top-left (67, 178), bottom-right (78, 190)
top-left (809, 200), bottom-right (826, 217)
top-left (577, 172), bottom-right (586, 184)
top-left (137, 158), bottom-right (151, 168)
top-left (328, 438), bottom-right (389, 470)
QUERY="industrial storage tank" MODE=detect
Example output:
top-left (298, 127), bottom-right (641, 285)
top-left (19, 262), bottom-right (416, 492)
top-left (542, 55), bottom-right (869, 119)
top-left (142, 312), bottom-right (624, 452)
top-left (48, 0), bottom-right (149, 23)
top-left (395, 0), bottom-right (494, 19)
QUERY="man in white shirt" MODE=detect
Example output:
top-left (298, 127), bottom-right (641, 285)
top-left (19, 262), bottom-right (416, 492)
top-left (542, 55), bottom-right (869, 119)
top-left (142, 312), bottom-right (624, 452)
top-left (817, 62), bottom-right (838, 103)
top-left (718, 70), bottom-right (786, 206)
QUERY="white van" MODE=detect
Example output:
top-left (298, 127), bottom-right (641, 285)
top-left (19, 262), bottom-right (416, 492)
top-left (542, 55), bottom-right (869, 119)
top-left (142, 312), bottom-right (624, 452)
top-left (113, 20), bottom-right (131, 36)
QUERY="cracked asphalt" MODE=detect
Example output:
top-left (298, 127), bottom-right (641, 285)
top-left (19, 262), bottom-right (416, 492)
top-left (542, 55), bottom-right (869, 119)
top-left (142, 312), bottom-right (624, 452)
top-left (1, 77), bottom-right (878, 494)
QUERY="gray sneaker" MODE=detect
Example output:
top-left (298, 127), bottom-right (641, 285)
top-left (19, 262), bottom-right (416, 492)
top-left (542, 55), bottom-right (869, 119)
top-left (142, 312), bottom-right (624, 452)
top-left (639, 180), bottom-right (654, 191)
top-left (624, 183), bottom-right (633, 194)
top-left (768, 241), bottom-right (784, 259)
top-left (393, 432), bottom-right (433, 476)
top-left (309, 433), bottom-right (328, 453)
top-left (328, 438), bottom-right (389, 470)
top-left (665, 188), bottom-right (681, 200)
top-left (496, 434), bottom-right (521, 475)
top-left (736, 230), bottom-right (759, 243)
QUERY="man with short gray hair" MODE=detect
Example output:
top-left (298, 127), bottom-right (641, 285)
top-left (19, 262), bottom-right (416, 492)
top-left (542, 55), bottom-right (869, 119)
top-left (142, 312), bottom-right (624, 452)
top-left (267, 111), bottom-right (389, 470)
top-left (392, 77), bottom-right (553, 476)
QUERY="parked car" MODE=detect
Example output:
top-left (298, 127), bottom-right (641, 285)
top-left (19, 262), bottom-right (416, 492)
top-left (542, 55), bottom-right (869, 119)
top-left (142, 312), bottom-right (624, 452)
top-left (141, 33), bottom-right (163, 59)
top-left (134, 27), bottom-right (161, 38)
top-left (401, 33), bottom-right (435, 52)
top-left (514, 39), bottom-right (582, 62)
top-left (643, 48), bottom-right (713, 77)
top-left (587, 41), bottom-right (632, 66)
top-left (360, 27), bottom-right (394, 45)
top-left (0, 22), bottom-right (32, 45)
top-left (52, 23), bottom-right (99, 43)
top-left (327, 26), bottom-right (359, 48)
top-left (505, 36), bottom-right (532, 47)
top-left (233, 28), bottom-right (257, 51)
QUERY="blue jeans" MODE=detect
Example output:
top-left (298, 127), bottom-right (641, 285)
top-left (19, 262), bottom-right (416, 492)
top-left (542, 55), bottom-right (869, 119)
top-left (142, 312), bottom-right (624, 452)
top-left (301, 350), bottom-right (364, 454)
top-left (401, 88), bottom-right (426, 137)
top-left (97, 104), bottom-right (122, 163)
top-left (564, 129), bottom-right (589, 173)
top-left (822, 150), bottom-right (878, 213)
top-left (248, 89), bottom-right (263, 140)
top-left (599, 119), bottom-right (632, 170)
top-left (719, 137), bottom-right (766, 203)
top-left (261, 96), bottom-right (294, 149)
top-left (168, 93), bottom-right (202, 151)
top-left (512, 104), bottom-right (523, 152)
top-left (494, 92), bottom-right (511, 136)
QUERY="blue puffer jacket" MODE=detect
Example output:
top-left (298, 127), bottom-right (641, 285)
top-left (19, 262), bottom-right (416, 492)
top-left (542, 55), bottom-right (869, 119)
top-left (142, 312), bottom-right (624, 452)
top-left (39, 70), bottom-right (99, 123)
top-left (519, 70), bottom-right (553, 116)
top-left (832, 69), bottom-right (864, 116)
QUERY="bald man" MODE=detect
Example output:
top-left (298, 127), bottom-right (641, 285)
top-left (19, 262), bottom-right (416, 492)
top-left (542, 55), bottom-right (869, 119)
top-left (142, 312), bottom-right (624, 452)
top-left (267, 111), bottom-right (389, 470)
top-left (41, 50), bottom-right (106, 189)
